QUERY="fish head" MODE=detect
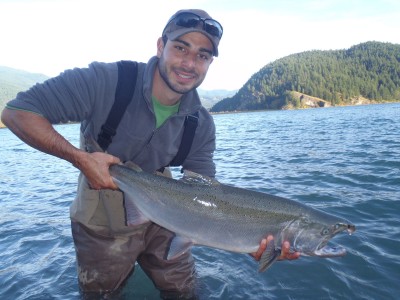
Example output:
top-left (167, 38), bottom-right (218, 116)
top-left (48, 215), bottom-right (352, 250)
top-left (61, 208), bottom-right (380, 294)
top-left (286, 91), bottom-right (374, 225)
top-left (290, 216), bottom-right (356, 257)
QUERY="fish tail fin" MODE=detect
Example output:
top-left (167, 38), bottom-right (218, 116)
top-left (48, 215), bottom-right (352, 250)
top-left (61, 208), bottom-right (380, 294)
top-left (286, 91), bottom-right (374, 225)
top-left (258, 240), bottom-right (281, 272)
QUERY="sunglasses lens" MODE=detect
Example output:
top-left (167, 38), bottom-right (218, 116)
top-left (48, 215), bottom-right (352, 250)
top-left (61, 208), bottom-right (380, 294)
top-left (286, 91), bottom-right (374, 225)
top-left (173, 13), bottom-right (223, 38)
top-left (204, 21), bottom-right (223, 38)
top-left (175, 14), bottom-right (200, 28)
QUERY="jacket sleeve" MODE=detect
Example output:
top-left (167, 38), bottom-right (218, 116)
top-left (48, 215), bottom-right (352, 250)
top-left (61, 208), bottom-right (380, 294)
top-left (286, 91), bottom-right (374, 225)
top-left (182, 108), bottom-right (216, 178)
top-left (6, 62), bottom-right (118, 125)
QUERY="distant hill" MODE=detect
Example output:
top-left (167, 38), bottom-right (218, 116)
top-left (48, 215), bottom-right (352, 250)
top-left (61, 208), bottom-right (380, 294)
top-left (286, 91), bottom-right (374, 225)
top-left (210, 41), bottom-right (400, 112)
top-left (197, 88), bottom-right (237, 109)
top-left (0, 66), bottom-right (49, 126)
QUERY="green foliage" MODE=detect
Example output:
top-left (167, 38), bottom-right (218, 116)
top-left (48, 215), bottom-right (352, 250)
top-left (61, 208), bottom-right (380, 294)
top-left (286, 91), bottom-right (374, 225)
top-left (284, 91), bottom-right (300, 108)
top-left (210, 41), bottom-right (400, 112)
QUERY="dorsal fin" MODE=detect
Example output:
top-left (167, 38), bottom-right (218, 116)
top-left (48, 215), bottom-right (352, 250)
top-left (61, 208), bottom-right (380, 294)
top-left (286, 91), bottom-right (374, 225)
top-left (124, 161), bottom-right (143, 172)
top-left (84, 134), bottom-right (105, 153)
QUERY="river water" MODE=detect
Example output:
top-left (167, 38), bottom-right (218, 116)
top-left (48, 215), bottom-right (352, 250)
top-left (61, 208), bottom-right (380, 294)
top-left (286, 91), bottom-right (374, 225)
top-left (1, 103), bottom-right (399, 299)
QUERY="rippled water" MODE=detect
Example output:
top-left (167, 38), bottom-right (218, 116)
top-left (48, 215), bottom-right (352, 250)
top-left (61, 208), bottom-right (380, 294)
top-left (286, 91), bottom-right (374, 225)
top-left (1, 103), bottom-right (399, 299)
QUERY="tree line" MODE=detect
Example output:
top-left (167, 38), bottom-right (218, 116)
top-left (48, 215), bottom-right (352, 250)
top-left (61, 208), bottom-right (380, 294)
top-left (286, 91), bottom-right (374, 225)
top-left (210, 41), bottom-right (400, 112)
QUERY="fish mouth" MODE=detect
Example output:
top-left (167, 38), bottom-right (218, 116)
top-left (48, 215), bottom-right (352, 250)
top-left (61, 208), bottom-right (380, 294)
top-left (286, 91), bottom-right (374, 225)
top-left (311, 224), bottom-right (355, 257)
top-left (301, 224), bottom-right (355, 257)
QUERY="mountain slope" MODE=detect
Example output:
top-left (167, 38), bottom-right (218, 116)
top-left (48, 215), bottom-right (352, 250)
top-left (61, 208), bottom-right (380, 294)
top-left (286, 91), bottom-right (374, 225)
top-left (211, 41), bottom-right (400, 112)
top-left (197, 88), bottom-right (237, 109)
top-left (0, 66), bottom-right (49, 114)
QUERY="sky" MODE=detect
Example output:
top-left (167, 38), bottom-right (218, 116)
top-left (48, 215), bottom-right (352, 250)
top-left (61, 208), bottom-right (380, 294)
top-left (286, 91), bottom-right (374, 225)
top-left (1, 0), bottom-right (400, 91)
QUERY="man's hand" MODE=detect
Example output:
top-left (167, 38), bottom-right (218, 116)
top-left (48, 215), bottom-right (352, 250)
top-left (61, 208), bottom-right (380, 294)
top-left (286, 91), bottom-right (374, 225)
top-left (75, 151), bottom-right (121, 190)
top-left (251, 235), bottom-right (301, 261)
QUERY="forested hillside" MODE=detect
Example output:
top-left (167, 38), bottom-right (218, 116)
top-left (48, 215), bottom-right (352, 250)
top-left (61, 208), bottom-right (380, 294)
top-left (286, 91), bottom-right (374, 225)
top-left (211, 41), bottom-right (400, 112)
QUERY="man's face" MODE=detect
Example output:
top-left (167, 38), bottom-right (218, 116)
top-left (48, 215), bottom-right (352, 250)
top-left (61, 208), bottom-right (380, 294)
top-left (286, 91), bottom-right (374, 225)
top-left (157, 32), bottom-right (214, 94)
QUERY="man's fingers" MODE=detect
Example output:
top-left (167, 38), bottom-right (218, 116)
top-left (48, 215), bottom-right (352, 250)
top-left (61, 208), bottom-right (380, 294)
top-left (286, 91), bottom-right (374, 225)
top-left (253, 238), bottom-right (267, 260)
top-left (278, 241), bottom-right (301, 260)
top-left (110, 156), bottom-right (121, 165)
top-left (251, 235), bottom-right (275, 260)
top-left (251, 235), bottom-right (300, 262)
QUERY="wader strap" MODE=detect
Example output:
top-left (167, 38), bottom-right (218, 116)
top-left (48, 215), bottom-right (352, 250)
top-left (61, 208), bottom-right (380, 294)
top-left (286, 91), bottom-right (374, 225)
top-left (160, 111), bottom-right (199, 172)
top-left (169, 111), bottom-right (199, 166)
top-left (97, 61), bottom-right (138, 151)
top-left (97, 59), bottom-right (198, 170)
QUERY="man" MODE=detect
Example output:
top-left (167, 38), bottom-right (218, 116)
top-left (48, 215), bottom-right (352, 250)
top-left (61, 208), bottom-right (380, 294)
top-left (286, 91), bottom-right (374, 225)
top-left (2, 9), bottom-right (299, 299)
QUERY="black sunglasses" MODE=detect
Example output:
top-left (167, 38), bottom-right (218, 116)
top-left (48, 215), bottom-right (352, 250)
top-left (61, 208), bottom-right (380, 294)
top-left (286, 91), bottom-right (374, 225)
top-left (165, 12), bottom-right (223, 39)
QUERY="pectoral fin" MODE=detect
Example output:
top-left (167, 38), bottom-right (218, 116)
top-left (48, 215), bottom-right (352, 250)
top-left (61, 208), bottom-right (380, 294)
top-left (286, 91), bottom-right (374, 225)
top-left (123, 192), bottom-right (150, 226)
top-left (258, 239), bottom-right (281, 272)
top-left (167, 235), bottom-right (193, 260)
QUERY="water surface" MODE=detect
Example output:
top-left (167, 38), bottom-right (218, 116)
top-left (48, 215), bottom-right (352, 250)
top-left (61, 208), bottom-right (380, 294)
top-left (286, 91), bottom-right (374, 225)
top-left (1, 103), bottom-right (399, 299)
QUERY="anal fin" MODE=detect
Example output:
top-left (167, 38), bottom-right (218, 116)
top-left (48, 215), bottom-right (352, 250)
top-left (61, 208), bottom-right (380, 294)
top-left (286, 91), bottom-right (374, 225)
top-left (167, 235), bottom-right (193, 260)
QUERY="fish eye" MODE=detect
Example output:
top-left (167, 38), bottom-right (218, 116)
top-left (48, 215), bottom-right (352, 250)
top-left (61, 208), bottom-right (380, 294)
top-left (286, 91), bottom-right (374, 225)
top-left (321, 228), bottom-right (330, 235)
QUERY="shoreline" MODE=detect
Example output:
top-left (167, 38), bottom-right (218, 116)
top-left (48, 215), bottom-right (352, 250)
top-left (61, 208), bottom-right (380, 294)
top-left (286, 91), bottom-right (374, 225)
top-left (1, 100), bottom-right (399, 128)
top-left (209, 100), bottom-right (400, 115)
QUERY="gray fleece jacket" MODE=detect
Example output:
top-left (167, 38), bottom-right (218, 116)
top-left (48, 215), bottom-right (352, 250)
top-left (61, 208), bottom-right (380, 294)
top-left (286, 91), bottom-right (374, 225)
top-left (8, 56), bottom-right (216, 176)
top-left (7, 56), bottom-right (216, 235)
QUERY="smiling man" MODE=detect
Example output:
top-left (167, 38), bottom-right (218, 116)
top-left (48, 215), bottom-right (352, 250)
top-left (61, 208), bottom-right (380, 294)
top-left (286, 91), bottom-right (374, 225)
top-left (2, 8), bottom-right (298, 299)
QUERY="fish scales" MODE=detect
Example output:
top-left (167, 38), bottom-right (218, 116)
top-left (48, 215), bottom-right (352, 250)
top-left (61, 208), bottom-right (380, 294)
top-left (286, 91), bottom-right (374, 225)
top-left (110, 164), bottom-right (355, 260)
top-left (86, 134), bottom-right (355, 271)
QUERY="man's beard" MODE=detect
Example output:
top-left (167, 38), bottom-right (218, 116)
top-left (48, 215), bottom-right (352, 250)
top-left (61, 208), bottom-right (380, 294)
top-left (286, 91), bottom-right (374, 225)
top-left (158, 56), bottom-right (203, 95)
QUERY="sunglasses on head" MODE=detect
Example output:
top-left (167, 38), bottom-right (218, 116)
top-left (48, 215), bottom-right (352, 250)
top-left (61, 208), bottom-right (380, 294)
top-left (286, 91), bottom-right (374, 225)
top-left (166, 12), bottom-right (223, 39)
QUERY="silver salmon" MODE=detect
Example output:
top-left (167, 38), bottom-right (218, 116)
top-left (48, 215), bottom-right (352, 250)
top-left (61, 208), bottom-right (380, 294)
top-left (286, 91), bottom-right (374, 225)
top-left (85, 134), bottom-right (355, 271)
top-left (109, 162), bottom-right (356, 272)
